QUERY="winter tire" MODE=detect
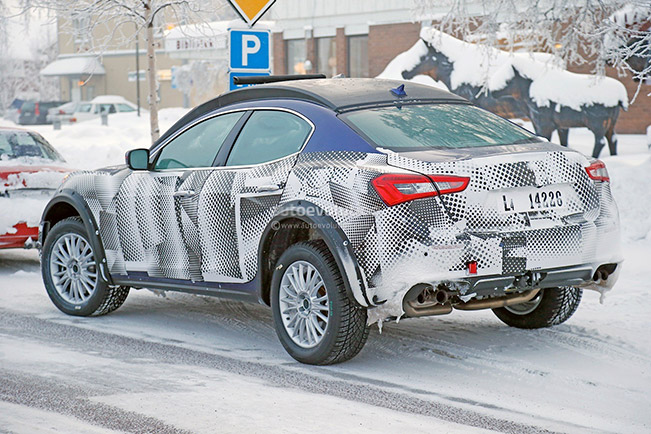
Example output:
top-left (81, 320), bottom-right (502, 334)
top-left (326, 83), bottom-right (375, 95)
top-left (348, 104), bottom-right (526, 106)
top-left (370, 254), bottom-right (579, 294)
top-left (492, 287), bottom-right (582, 329)
top-left (271, 240), bottom-right (369, 365)
top-left (42, 217), bottom-right (129, 316)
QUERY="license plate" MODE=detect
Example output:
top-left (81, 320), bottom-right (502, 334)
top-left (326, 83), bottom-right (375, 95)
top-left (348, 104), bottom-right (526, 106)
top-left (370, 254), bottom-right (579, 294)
top-left (499, 186), bottom-right (570, 213)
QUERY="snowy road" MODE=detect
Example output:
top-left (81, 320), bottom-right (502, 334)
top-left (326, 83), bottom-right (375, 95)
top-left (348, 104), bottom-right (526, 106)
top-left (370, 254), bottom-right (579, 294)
top-left (1, 244), bottom-right (649, 433)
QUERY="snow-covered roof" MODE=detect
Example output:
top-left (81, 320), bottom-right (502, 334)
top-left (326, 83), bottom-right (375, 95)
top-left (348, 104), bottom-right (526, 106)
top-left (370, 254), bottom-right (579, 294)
top-left (419, 27), bottom-right (628, 110)
top-left (40, 56), bottom-right (105, 77)
top-left (90, 95), bottom-right (131, 104)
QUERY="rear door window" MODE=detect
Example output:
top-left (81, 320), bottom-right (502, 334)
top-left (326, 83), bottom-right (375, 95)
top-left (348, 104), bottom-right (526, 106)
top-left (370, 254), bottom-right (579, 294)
top-left (225, 111), bottom-right (311, 167)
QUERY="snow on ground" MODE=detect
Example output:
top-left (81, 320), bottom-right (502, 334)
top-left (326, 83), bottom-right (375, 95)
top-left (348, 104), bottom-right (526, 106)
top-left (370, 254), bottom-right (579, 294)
top-left (0, 110), bottom-right (650, 433)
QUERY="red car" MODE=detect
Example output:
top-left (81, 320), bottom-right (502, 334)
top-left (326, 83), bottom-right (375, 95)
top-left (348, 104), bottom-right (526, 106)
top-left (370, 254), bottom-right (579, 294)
top-left (0, 127), bottom-right (69, 249)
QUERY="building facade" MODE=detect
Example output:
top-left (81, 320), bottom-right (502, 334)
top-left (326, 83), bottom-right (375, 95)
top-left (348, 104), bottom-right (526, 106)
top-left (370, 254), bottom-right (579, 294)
top-left (43, 13), bottom-right (184, 109)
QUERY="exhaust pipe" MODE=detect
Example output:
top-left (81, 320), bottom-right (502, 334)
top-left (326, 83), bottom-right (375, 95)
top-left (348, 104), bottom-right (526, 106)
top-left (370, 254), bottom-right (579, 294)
top-left (403, 284), bottom-right (453, 318)
top-left (453, 289), bottom-right (540, 311)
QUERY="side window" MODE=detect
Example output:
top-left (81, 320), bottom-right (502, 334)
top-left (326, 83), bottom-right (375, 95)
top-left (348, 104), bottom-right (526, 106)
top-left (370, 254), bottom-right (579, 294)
top-left (116, 103), bottom-right (136, 112)
top-left (154, 112), bottom-right (244, 170)
top-left (226, 111), bottom-right (311, 166)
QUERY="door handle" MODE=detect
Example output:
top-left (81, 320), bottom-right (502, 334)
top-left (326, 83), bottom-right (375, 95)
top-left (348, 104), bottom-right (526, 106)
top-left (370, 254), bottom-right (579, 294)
top-left (173, 189), bottom-right (196, 198)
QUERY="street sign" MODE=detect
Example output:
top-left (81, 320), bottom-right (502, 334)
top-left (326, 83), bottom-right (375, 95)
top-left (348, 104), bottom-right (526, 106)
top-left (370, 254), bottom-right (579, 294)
top-left (227, 0), bottom-right (276, 27)
top-left (229, 29), bottom-right (270, 70)
top-left (228, 28), bottom-right (271, 90)
top-left (228, 71), bottom-right (271, 90)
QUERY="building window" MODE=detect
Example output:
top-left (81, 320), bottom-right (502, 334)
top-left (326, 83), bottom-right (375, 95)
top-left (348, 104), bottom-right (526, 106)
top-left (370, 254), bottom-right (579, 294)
top-left (72, 13), bottom-right (90, 48)
top-left (348, 35), bottom-right (368, 78)
top-left (286, 39), bottom-right (307, 74)
top-left (316, 37), bottom-right (337, 77)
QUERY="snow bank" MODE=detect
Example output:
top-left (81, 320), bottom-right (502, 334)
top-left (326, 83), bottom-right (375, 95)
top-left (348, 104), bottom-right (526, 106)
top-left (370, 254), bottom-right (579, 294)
top-left (419, 27), bottom-right (629, 110)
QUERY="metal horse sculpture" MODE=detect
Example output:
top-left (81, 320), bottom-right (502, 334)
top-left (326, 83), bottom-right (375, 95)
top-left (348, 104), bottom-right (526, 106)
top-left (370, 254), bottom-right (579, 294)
top-left (491, 68), bottom-right (623, 158)
top-left (398, 39), bottom-right (624, 157)
top-left (400, 41), bottom-right (532, 121)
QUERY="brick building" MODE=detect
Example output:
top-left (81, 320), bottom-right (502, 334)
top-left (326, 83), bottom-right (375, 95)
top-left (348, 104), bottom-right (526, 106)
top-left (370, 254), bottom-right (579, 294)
top-left (268, 1), bottom-right (649, 133)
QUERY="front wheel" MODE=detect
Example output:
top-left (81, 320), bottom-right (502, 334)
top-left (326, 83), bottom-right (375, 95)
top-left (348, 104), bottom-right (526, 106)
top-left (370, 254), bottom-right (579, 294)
top-left (492, 287), bottom-right (582, 329)
top-left (270, 240), bottom-right (369, 365)
top-left (42, 217), bottom-right (129, 316)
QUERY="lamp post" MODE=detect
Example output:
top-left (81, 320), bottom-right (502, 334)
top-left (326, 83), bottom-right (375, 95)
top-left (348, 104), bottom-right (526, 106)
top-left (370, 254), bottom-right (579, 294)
top-left (135, 24), bottom-right (141, 117)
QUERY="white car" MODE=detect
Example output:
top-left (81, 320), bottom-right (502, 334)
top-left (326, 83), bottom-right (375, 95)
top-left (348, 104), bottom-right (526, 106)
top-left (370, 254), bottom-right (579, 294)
top-left (70, 96), bottom-right (139, 122)
top-left (46, 101), bottom-right (89, 124)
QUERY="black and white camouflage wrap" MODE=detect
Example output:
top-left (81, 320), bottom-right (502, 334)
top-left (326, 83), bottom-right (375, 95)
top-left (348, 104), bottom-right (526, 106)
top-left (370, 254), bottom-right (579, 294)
top-left (61, 146), bottom-right (621, 322)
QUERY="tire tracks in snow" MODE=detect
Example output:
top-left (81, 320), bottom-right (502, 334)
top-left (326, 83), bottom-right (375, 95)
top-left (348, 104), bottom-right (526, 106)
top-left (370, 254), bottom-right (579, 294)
top-left (0, 308), bottom-right (562, 434)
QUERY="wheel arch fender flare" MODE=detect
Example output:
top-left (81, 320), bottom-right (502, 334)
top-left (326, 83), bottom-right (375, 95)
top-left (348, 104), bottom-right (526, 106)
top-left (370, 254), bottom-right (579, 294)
top-left (258, 200), bottom-right (372, 308)
top-left (40, 189), bottom-right (113, 285)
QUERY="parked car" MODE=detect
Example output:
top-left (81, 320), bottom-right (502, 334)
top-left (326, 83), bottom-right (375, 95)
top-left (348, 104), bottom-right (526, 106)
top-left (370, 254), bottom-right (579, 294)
top-left (0, 127), bottom-right (69, 249)
top-left (47, 101), bottom-right (89, 124)
top-left (70, 96), bottom-right (138, 122)
top-left (4, 98), bottom-right (26, 123)
top-left (18, 100), bottom-right (67, 125)
top-left (39, 78), bottom-right (622, 365)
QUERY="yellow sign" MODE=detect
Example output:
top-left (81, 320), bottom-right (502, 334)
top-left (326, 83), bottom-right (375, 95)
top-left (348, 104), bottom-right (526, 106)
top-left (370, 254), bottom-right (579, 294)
top-left (227, 0), bottom-right (276, 27)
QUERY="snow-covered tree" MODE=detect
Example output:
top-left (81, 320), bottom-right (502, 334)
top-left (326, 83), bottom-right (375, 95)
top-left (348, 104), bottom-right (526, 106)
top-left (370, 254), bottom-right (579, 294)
top-left (0, 4), bottom-right (59, 112)
top-left (414, 0), bottom-right (651, 97)
top-left (13, 0), bottom-right (230, 144)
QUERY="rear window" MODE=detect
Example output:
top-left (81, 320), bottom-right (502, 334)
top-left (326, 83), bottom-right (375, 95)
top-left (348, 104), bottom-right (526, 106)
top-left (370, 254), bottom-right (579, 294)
top-left (342, 104), bottom-right (539, 151)
top-left (0, 131), bottom-right (64, 162)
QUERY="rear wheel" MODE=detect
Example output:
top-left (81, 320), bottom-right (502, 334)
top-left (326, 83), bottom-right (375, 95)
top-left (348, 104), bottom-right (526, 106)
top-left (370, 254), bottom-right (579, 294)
top-left (42, 217), bottom-right (129, 316)
top-left (492, 287), bottom-right (582, 329)
top-left (271, 240), bottom-right (369, 365)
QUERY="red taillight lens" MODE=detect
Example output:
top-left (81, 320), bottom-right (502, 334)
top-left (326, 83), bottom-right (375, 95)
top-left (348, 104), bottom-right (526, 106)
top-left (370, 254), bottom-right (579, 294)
top-left (34, 103), bottom-right (40, 116)
top-left (585, 160), bottom-right (610, 182)
top-left (372, 173), bottom-right (469, 206)
top-left (59, 109), bottom-right (65, 114)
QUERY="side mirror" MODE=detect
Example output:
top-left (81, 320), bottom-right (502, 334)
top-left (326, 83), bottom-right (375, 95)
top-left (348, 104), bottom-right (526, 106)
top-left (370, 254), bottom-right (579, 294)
top-left (125, 148), bottom-right (149, 170)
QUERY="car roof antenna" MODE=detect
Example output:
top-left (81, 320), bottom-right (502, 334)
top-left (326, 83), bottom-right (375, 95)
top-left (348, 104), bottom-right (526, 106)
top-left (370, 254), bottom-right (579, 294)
top-left (390, 84), bottom-right (407, 97)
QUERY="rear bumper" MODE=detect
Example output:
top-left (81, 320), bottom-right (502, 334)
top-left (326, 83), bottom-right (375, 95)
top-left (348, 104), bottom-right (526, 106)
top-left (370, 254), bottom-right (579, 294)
top-left (463, 261), bottom-right (621, 296)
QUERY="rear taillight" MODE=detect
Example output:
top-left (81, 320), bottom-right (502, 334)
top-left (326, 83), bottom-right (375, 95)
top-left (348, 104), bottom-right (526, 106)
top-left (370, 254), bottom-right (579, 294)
top-left (372, 173), bottom-right (469, 206)
top-left (34, 103), bottom-right (40, 116)
top-left (585, 160), bottom-right (610, 182)
top-left (59, 109), bottom-right (65, 114)
top-left (70, 117), bottom-right (77, 122)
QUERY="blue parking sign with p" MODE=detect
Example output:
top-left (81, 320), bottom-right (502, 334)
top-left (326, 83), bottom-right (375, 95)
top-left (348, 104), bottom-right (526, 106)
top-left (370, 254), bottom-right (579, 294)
top-left (229, 29), bottom-right (270, 70)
